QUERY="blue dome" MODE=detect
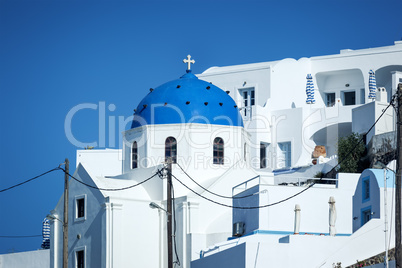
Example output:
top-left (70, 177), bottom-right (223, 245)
top-left (131, 71), bottom-right (243, 129)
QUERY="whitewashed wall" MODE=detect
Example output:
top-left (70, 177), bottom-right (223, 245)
top-left (0, 250), bottom-right (49, 268)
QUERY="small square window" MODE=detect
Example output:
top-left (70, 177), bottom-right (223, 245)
top-left (343, 91), bottom-right (356, 106)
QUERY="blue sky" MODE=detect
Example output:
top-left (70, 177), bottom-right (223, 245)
top-left (0, 0), bottom-right (401, 254)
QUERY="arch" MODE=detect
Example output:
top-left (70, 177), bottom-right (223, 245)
top-left (131, 141), bottom-right (138, 169)
top-left (165, 137), bottom-right (177, 163)
top-left (213, 137), bottom-right (224, 165)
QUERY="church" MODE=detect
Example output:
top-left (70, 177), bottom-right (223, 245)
top-left (47, 41), bottom-right (402, 267)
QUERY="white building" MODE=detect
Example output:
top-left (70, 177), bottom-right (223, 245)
top-left (48, 42), bottom-right (402, 268)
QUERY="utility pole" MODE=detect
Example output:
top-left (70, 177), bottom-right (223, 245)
top-left (63, 158), bottom-right (69, 268)
top-left (166, 159), bottom-right (173, 268)
top-left (396, 83), bottom-right (402, 268)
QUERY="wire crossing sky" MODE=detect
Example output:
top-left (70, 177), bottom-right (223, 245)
top-left (1, 0), bottom-right (401, 254)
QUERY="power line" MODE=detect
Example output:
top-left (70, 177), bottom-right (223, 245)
top-left (323, 93), bottom-right (397, 178)
top-left (0, 166), bottom-right (160, 193)
top-left (176, 162), bottom-right (260, 200)
top-left (172, 93), bottom-right (398, 209)
top-left (170, 172), bottom-right (315, 209)
top-left (0, 167), bottom-right (60, 193)
top-left (59, 167), bottom-right (160, 191)
top-left (0, 235), bottom-right (42, 238)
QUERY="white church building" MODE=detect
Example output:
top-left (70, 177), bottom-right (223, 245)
top-left (46, 41), bottom-right (402, 268)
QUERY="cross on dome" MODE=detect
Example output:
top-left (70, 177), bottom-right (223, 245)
top-left (183, 55), bottom-right (195, 71)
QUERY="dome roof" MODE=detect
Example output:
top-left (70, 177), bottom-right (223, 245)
top-left (131, 71), bottom-right (243, 129)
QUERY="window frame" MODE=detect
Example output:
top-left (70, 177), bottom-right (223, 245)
top-left (213, 137), bottom-right (224, 165)
top-left (74, 194), bottom-right (87, 222)
top-left (165, 137), bottom-right (177, 164)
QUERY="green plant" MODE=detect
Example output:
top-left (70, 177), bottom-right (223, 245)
top-left (337, 133), bottom-right (366, 173)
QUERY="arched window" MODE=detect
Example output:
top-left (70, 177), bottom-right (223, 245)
top-left (213, 137), bottom-right (224, 165)
top-left (131, 141), bottom-right (138, 169)
top-left (165, 137), bottom-right (177, 163)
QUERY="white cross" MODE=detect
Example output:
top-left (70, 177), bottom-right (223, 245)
top-left (183, 55), bottom-right (195, 71)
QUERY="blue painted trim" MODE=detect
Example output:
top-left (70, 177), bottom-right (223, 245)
top-left (360, 205), bottom-right (372, 226)
top-left (227, 229), bottom-right (351, 240)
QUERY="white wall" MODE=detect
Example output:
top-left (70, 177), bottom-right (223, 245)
top-left (77, 149), bottom-right (122, 177)
top-left (0, 250), bottom-right (49, 268)
top-left (123, 124), bottom-right (248, 182)
top-left (352, 100), bottom-right (395, 144)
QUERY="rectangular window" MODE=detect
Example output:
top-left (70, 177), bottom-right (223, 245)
top-left (213, 138), bottom-right (224, 165)
top-left (325, 93), bottom-right (335, 107)
top-left (278, 142), bottom-right (291, 168)
top-left (75, 195), bottom-right (86, 221)
top-left (76, 249), bottom-right (85, 268)
top-left (343, 91), bottom-right (356, 105)
top-left (363, 178), bottom-right (370, 201)
top-left (77, 198), bottom-right (85, 218)
top-left (260, 143), bottom-right (267, 169)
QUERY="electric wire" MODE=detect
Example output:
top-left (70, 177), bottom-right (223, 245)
top-left (0, 167), bottom-right (60, 193)
top-left (170, 94), bottom-right (398, 209)
top-left (59, 167), bottom-right (160, 191)
top-left (170, 171), bottom-right (314, 209)
top-left (323, 93), bottom-right (397, 178)
top-left (0, 92), bottom-right (398, 246)
top-left (172, 93), bottom-right (396, 209)
top-left (176, 162), bottom-right (260, 200)
top-left (0, 166), bottom-right (160, 193)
